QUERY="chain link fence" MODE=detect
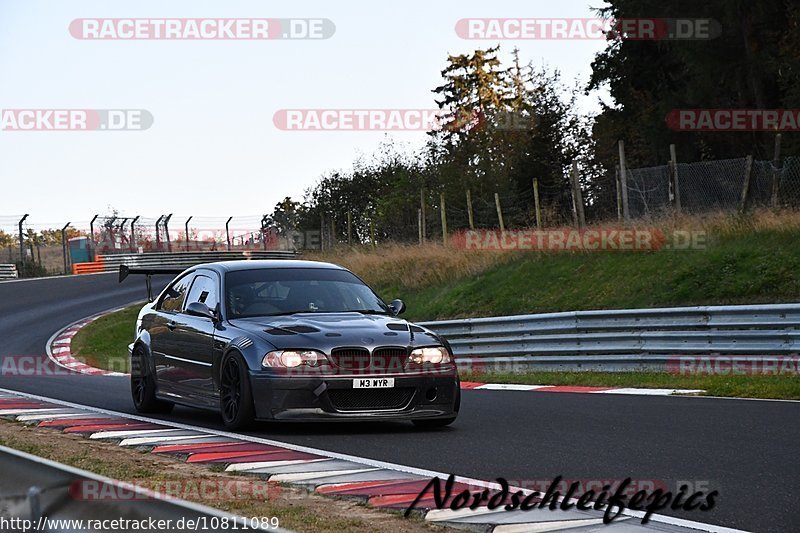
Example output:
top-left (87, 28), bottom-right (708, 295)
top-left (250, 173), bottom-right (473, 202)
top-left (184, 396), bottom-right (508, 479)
top-left (625, 156), bottom-right (800, 218)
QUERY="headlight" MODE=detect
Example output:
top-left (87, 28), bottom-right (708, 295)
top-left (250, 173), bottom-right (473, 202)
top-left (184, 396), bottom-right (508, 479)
top-left (262, 350), bottom-right (323, 368)
top-left (408, 346), bottom-right (451, 365)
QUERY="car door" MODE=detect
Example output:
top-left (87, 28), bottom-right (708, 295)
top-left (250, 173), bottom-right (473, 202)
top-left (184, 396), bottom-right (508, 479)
top-left (150, 273), bottom-right (194, 392)
top-left (168, 271), bottom-right (219, 405)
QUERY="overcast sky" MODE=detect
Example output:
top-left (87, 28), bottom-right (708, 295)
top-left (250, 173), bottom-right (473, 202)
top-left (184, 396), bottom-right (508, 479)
top-left (0, 0), bottom-right (610, 232)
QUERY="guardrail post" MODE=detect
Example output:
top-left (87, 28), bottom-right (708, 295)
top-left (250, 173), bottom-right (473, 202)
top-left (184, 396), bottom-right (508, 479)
top-left (27, 486), bottom-right (42, 523)
top-left (226, 216), bottom-right (233, 251)
top-left (61, 222), bottom-right (71, 274)
top-left (18, 214), bottom-right (28, 274)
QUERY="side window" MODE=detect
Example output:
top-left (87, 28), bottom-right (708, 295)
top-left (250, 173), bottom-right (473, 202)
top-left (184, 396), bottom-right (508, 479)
top-left (185, 274), bottom-right (219, 311)
top-left (158, 275), bottom-right (193, 313)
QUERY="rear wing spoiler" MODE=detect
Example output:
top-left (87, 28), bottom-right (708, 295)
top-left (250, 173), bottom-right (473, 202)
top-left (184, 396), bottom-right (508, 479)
top-left (118, 265), bottom-right (186, 301)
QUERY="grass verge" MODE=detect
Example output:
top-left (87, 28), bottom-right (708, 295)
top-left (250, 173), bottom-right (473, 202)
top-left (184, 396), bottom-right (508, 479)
top-left (461, 371), bottom-right (800, 400)
top-left (70, 305), bottom-right (140, 373)
top-left (309, 210), bottom-right (800, 320)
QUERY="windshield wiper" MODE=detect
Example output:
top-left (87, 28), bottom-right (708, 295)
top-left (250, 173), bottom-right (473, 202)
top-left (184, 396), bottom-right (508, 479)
top-left (342, 309), bottom-right (389, 315)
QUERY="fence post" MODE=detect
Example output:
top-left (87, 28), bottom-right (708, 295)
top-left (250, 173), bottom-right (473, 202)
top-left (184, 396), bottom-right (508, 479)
top-left (614, 165), bottom-right (622, 222)
top-left (130, 216), bottom-right (139, 252)
top-left (570, 161), bottom-right (586, 228)
top-left (119, 218), bottom-right (129, 250)
top-left (440, 192), bottom-right (448, 245)
top-left (61, 222), bottom-right (71, 274)
top-left (18, 214), bottom-right (28, 272)
top-left (184, 216), bottom-right (193, 251)
top-left (89, 214), bottom-right (98, 260)
top-left (618, 140), bottom-right (630, 222)
top-left (164, 214), bottom-right (173, 252)
top-left (420, 188), bottom-right (427, 244)
top-left (225, 216), bottom-right (233, 251)
top-left (154, 215), bottom-right (164, 251)
top-left (370, 219), bottom-right (376, 248)
top-left (670, 144), bottom-right (681, 214)
top-left (261, 215), bottom-right (268, 250)
top-left (418, 209), bottom-right (423, 245)
top-left (494, 193), bottom-right (505, 232)
top-left (466, 189), bottom-right (475, 229)
top-left (771, 133), bottom-right (782, 207)
top-left (532, 178), bottom-right (542, 229)
top-left (739, 155), bottom-right (754, 213)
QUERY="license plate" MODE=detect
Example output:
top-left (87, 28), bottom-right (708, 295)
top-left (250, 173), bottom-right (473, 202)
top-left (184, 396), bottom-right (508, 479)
top-left (353, 378), bottom-right (395, 388)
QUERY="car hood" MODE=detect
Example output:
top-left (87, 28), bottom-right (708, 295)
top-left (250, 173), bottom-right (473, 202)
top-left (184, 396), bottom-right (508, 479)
top-left (229, 312), bottom-right (443, 352)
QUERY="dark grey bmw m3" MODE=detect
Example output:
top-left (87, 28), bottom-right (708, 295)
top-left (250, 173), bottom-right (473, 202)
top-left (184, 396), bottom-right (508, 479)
top-left (127, 260), bottom-right (460, 430)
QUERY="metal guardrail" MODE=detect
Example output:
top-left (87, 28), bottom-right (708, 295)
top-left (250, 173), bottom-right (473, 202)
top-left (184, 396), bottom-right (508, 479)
top-left (77, 251), bottom-right (299, 274)
top-left (0, 445), bottom-right (287, 533)
top-left (420, 303), bottom-right (800, 371)
top-left (0, 264), bottom-right (19, 280)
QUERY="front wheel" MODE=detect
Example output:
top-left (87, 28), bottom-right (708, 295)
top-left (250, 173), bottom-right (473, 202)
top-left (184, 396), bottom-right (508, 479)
top-left (131, 346), bottom-right (173, 414)
top-left (219, 353), bottom-right (255, 430)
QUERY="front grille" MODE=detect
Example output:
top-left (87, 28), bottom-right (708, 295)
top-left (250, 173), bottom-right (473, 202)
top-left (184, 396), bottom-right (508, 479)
top-left (328, 388), bottom-right (415, 411)
top-left (371, 347), bottom-right (408, 373)
top-left (329, 348), bottom-right (371, 371)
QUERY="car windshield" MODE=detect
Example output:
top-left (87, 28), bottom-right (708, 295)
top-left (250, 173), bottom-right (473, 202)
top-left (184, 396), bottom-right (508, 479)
top-left (225, 267), bottom-right (389, 319)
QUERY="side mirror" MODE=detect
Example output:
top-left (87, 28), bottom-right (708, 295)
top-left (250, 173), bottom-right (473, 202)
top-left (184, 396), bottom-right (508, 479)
top-left (388, 299), bottom-right (406, 316)
top-left (186, 301), bottom-right (216, 320)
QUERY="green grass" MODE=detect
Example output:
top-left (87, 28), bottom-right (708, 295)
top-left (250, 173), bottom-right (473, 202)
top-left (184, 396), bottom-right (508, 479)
top-left (375, 230), bottom-right (800, 320)
top-left (70, 305), bottom-right (141, 373)
top-left (461, 371), bottom-right (800, 400)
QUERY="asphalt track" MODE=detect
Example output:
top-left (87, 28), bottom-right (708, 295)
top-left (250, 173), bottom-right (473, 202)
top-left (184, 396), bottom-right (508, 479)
top-left (0, 273), bottom-right (797, 532)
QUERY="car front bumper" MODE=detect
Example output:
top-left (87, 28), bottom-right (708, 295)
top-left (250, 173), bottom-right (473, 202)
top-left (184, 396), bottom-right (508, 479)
top-left (249, 369), bottom-right (459, 422)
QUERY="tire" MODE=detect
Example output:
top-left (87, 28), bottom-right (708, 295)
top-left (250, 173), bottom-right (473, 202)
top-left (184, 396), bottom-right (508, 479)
top-left (131, 345), bottom-right (174, 414)
top-left (219, 352), bottom-right (255, 431)
top-left (412, 416), bottom-right (457, 429)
